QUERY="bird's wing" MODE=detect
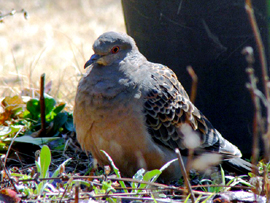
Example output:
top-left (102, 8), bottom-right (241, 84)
top-left (143, 63), bottom-right (241, 157)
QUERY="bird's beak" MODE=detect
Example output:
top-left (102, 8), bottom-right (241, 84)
top-left (84, 54), bottom-right (101, 69)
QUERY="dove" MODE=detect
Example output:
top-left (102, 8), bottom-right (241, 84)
top-left (74, 31), bottom-right (251, 180)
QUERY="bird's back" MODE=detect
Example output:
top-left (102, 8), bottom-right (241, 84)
top-left (139, 62), bottom-right (242, 158)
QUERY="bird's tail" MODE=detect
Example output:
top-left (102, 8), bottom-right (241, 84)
top-left (215, 129), bottom-right (242, 158)
top-left (215, 131), bottom-right (255, 173)
top-left (224, 157), bottom-right (255, 174)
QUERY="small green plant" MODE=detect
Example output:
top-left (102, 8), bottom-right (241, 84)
top-left (93, 179), bottom-right (117, 203)
top-left (100, 150), bottom-right (128, 193)
top-left (10, 145), bottom-right (71, 198)
top-left (0, 94), bottom-right (73, 152)
top-left (131, 158), bottom-right (177, 193)
top-left (199, 166), bottom-right (252, 193)
top-left (24, 94), bottom-right (74, 137)
top-left (100, 150), bottom-right (178, 200)
top-left (35, 145), bottom-right (52, 195)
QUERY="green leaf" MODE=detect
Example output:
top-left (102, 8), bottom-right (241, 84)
top-left (100, 150), bottom-right (120, 176)
top-left (248, 172), bottom-right (256, 178)
top-left (53, 103), bottom-right (66, 114)
top-left (225, 175), bottom-right (252, 187)
top-left (3, 135), bottom-right (60, 146)
top-left (22, 110), bottom-right (30, 118)
top-left (143, 170), bottom-right (161, 182)
top-left (102, 180), bottom-right (116, 193)
top-left (53, 112), bottom-right (68, 131)
top-left (39, 145), bottom-right (51, 179)
top-left (26, 98), bottom-right (40, 118)
top-left (145, 158), bottom-right (178, 184)
top-left (138, 169), bottom-right (161, 190)
top-left (100, 150), bottom-right (128, 193)
top-left (36, 181), bottom-right (48, 196)
top-left (10, 125), bottom-right (24, 134)
top-left (26, 95), bottom-right (56, 120)
top-left (133, 168), bottom-right (145, 180)
top-left (35, 160), bottom-right (41, 174)
top-left (10, 173), bottom-right (31, 179)
top-left (0, 142), bottom-right (8, 151)
top-left (44, 95), bottom-right (56, 115)
top-left (132, 168), bottom-right (145, 190)
top-left (64, 117), bottom-right (74, 131)
top-left (184, 194), bottom-right (191, 203)
top-left (201, 193), bottom-right (215, 203)
top-left (50, 158), bottom-right (72, 184)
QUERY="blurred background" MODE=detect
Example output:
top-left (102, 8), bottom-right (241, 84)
top-left (0, 0), bottom-right (125, 104)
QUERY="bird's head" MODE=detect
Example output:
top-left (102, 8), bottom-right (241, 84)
top-left (84, 31), bottom-right (138, 69)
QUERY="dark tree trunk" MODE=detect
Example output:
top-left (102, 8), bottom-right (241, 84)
top-left (122, 0), bottom-right (269, 156)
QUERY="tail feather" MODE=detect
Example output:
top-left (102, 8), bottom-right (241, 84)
top-left (224, 157), bottom-right (256, 174)
top-left (216, 130), bottom-right (242, 157)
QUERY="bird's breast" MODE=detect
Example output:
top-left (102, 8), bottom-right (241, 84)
top-left (75, 86), bottom-right (152, 170)
top-left (74, 71), bottom-right (181, 179)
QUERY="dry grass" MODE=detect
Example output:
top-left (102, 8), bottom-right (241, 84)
top-left (0, 0), bottom-right (125, 105)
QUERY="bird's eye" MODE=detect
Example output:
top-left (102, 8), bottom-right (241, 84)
top-left (111, 46), bottom-right (120, 54)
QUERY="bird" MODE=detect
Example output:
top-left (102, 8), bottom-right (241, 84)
top-left (74, 31), bottom-right (251, 181)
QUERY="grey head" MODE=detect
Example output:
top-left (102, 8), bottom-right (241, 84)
top-left (84, 31), bottom-right (138, 68)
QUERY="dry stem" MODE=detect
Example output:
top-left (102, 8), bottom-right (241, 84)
top-left (187, 66), bottom-right (198, 103)
top-left (39, 73), bottom-right (46, 136)
top-left (175, 148), bottom-right (195, 203)
top-left (245, 0), bottom-right (270, 162)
